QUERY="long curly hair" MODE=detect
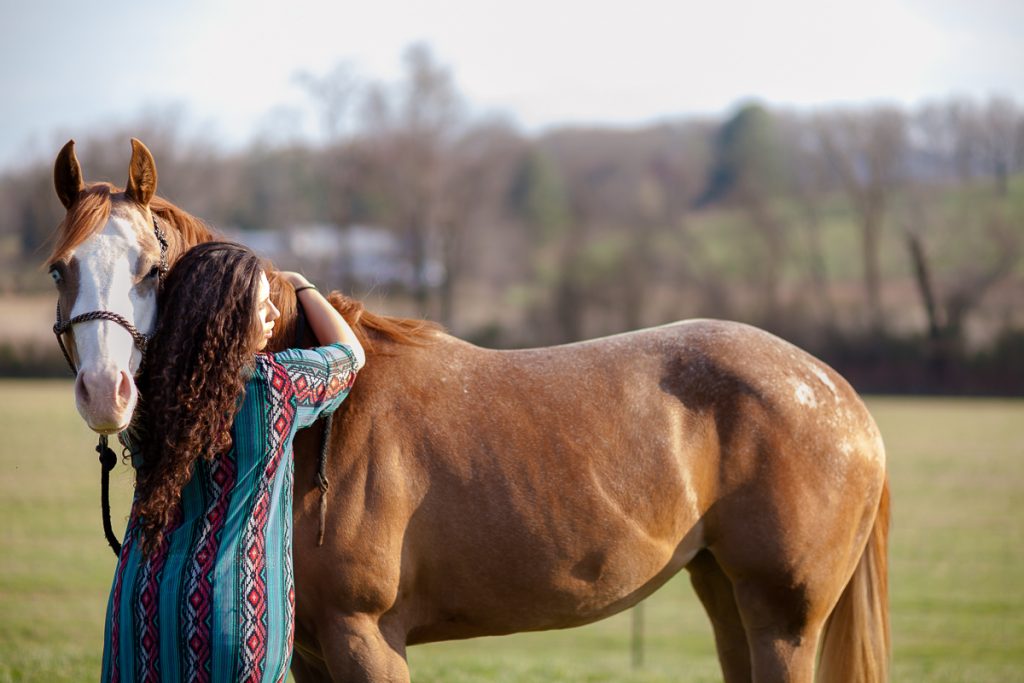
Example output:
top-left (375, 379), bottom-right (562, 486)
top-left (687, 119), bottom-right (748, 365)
top-left (132, 241), bottom-right (266, 556)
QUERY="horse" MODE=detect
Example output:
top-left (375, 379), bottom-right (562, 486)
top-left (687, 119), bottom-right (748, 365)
top-left (48, 138), bottom-right (890, 683)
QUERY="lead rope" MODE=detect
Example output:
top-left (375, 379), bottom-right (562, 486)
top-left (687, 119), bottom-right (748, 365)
top-left (98, 435), bottom-right (122, 556)
top-left (295, 295), bottom-right (335, 547)
top-left (316, 413), bottom-right (333, 546)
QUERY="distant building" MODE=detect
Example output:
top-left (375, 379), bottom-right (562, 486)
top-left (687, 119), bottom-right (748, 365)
top-left (222, 223), bottom-right (443, 289)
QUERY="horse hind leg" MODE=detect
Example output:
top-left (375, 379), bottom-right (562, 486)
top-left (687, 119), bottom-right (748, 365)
top-left (687, 550), bottom-right (752, 683)
top-left (730, 574), bottom-right (823, 683)
top-left (691, 545), bottom-right (830, 683)
top-left (709, 486), bottom-right (888, 682)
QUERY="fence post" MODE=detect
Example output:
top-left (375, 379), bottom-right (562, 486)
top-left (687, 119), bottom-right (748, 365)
top-left (632, 601), bottom-right (645, 669)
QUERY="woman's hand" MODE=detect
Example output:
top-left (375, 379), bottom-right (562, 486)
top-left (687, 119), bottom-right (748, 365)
top-left (277, 271), bottom-right (366, 369)
top-left (278, 271), bottom-right (312, 290)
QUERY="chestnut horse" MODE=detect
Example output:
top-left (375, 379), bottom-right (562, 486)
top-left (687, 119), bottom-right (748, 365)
top-left (49, 139), bottom-right (889, 683)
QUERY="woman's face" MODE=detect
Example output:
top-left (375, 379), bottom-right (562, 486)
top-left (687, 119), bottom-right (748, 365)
top-left (254, 271), bottom-right (280, 351)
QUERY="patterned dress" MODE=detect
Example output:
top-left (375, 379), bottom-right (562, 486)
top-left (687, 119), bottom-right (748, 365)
top-left (101, 343), bottom-right (358, 683)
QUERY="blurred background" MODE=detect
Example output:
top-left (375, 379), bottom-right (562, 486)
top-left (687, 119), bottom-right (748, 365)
top-left (1, 1), bottom-right (1023, 681)
top-left (2, 0), bottom-right (1022, 392)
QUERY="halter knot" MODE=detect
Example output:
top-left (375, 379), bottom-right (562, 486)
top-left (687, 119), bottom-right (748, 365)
top-left (97, 435), bottom-right (118, 471)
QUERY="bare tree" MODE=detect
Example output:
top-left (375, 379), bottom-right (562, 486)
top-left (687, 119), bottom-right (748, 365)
top-left (817, 107), bottom-right (907, 333)
top-left (359, 44), bottom-right (465, 315)
top-left (916, 97), bottom-right (982, 184)
top-left (295, 62), bottom-right (364, 289)
top-left (646, 122), bottom-right (732, 321)
top-left (903, 188), bottom-right (1020, 383)
top-left (435, 120), bottom-right (523, 328)
top-left (980, 96), bottom-right (1021, 197)
top-left (782, 115), bottom-right (837, 333)
top-left (1, 164), bottom-right (61, 289)
top-left (294, 62), bottom-right (360, 143)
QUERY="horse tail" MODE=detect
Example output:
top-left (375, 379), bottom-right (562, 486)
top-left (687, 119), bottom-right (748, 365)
top-left (817, 478), bottom-right (891, 683)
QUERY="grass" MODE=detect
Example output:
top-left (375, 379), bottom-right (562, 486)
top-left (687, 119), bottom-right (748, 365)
top-left (1, 381), bottom-right (1022, 681)
top-left (876, 398), bottom-right (1024, 682)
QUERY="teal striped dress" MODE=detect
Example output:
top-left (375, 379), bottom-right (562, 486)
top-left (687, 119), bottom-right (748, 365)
top-left (101, 343), bottom-right (358, 683)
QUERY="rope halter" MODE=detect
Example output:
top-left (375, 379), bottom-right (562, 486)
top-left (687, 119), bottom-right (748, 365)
top-left (52, 216), bottom-right (168, 374)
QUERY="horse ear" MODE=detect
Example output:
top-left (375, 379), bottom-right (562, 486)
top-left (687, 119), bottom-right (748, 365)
top-left (54, 139), bottom-right (84, 210)
top-left (125, 138), bottom-right (158, 207)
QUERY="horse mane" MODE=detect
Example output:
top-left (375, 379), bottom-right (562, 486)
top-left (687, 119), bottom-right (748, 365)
top-left (328, 291), bottom-right (443, 355)
top-left (47, 183), bottom-right (114, 264)
top-left (267, 277), bottom-right (442, 357)
top-left (150, 195), bottom-right (216, 258)
top-left (46, 182), bottom-right (215, 265)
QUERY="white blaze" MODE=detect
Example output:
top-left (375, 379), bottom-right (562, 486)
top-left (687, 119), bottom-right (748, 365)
top-left (70, 214), bottom-right (157, 432)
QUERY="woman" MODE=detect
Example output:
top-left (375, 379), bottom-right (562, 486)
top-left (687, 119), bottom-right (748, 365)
top-left (101, 241), bottom-right (364, 682)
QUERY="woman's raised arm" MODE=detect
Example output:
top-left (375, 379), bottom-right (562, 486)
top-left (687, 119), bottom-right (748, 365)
top-left (279, 271), bottom-right (366, 370)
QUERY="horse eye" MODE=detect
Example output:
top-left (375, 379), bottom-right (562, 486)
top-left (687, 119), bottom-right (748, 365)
top-left (50, 268), bottom-right (63, 285)
top-left (147, 265), bottom-right (161, 279)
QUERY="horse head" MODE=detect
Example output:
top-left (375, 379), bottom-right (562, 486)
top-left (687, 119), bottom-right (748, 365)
top-left (47, 138), bottom-right (373, 435)
top-left (48, 139), bottom-right (164, 434)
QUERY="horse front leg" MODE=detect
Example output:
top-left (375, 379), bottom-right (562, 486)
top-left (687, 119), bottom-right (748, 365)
top-left (290, 620), bottom-right (333, 683)
top-left (291, 649), bottom-right (332, 683)
top-left (291, 614), bottom-right (408, 683)
top-left (313, 613), bottom-right (409, 683)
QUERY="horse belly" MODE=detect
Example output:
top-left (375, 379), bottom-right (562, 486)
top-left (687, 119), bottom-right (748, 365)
top-left (399, 331), bottom-right (730, 643)
top-left (404, 453), bottom-right (706, 643)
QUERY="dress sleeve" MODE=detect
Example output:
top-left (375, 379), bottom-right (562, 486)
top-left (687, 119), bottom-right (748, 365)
top-left (271, 342), bottom-right (359, 429)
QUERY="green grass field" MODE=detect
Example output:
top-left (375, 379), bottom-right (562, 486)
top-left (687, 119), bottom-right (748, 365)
top-left (1, 380), bottom-right (1021, 682)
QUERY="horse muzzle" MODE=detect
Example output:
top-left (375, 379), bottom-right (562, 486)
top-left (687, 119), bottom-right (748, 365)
top-left (75, 367), bottom-right (136, 434)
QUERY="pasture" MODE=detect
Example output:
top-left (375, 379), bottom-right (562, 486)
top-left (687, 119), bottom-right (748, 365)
top-left (0, 380), bottom-right (1021, 682)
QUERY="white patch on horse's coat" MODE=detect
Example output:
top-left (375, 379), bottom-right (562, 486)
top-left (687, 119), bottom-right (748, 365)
top-left (809, 364), bottom-right (838, 396)
top-left (793, 381), bottom-right (817, 408)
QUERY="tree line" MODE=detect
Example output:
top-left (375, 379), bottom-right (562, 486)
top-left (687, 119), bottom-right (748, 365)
top-left (2, 46), bottom-right (1022, 392)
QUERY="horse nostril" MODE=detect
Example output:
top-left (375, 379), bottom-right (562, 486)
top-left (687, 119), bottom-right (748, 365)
top-left (75, 372), bottom-right (90, 403)
top-left (117, 370), bottom-right (132, 407)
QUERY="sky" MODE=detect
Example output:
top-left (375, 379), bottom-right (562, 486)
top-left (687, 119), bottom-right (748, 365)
top-left (1, 0), bottom-right (1022, 172)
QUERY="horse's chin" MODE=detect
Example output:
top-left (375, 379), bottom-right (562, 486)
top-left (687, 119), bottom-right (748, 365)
top-left (79, 401), bottom-right (136, 436)
top-left (91, 421), bottom-right (131, 436)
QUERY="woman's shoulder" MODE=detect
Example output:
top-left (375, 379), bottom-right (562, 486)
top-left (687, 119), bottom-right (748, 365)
top-left (248, 352), bottom-right (281, 384)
